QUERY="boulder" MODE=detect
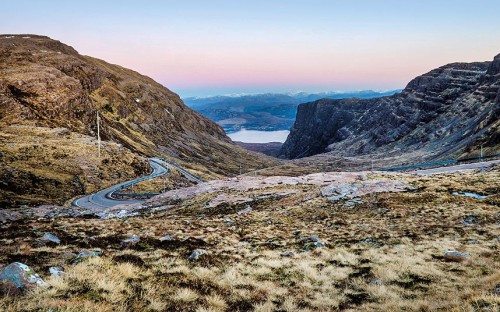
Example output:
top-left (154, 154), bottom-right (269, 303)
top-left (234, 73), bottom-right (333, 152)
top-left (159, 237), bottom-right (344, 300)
top-left (49, 266), bottom-right (64, 278)
top-left (38, 232), bottom-right (61, 245)
top-left (188, 249), bottom-right (207, 260)
top-left (443, 250), bottom-right (471, 263)
top-left (159, 235), bottom-right (174, 242)
top-left (280, 251), bottom-right (295, 257)
top-left (71, 250), bottom-right (102, 264)
top-left (0, 262), bottom-right (46, 295)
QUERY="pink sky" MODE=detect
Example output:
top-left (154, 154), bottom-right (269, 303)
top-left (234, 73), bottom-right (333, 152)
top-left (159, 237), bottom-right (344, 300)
top-left (3, 1), bottom-right (500, 96)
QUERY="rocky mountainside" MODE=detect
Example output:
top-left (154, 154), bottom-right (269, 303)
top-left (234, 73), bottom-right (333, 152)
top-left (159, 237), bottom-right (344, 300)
top-left (0, 35), bottom-right (277, 207)
top-left (279, 54), bottom-right (500, 160)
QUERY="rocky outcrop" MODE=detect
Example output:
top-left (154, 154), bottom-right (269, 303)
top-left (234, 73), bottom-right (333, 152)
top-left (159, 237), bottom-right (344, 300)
top-left (279, 54), bottom-right (500, 160)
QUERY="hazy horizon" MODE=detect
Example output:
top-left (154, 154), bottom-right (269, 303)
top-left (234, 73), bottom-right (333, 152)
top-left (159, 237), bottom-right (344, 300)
top-left (3, 1), bottom-right (500, 97)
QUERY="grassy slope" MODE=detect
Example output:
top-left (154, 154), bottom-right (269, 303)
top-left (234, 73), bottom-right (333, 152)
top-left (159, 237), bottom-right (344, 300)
top-left (0, 167), bottom-right (498, 311)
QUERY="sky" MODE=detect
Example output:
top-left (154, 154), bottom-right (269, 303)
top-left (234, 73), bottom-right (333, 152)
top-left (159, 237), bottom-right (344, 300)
top-left (2, 0), bottom-right (500, 97)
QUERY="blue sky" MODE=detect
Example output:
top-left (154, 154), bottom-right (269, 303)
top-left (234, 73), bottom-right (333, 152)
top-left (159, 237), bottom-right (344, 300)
top-left (2, 0), bottom-right (500, 96)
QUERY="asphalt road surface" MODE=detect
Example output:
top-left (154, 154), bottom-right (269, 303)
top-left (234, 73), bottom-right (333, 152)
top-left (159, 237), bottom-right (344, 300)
top-left (412, 159), bottom-right (500, 175)
top-left (72, 158), bottom-right (169, 209)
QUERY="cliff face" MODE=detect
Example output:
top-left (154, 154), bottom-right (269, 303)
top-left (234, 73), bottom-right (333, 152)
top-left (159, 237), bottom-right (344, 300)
top-left (0, 35), bottom-right (276, 207)
top-left (279, 54), bottom-right (500, 160)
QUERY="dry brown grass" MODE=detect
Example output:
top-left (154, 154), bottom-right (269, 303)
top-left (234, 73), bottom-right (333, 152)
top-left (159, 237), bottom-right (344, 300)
top-left (0, 167), bottom-right (498, 311)
top-left (0, 124), bottom-right (150, 207)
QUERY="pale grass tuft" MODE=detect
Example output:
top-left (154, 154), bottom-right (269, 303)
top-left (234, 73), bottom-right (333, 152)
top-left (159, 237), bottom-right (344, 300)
top-left (253, 300), bottom-right (275, 312)
top-left (194, 266), bottom-right (217, 280)
top-left (281, 297), bottom-right (297, 312)
top-left (148, 299), bottom-right (167, 311)
top-left (115, 262), bottom-right (139, 279)
top-left (173, 288), bottom-right (199, 302)
top-left (329, 247), bottom-right (359, 266)
top-left (205, 293), bottom-right (227, 310)
top-left (195, 306), bottom-right (219, 312)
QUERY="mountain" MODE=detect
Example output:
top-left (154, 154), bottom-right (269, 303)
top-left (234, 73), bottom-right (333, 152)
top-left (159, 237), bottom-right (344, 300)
top-left (183, 90), bottom-right (400, 133)
top-left (279, 54), bottom-right (500, 161)
top-left (0, 35), bottom-right (277, 207)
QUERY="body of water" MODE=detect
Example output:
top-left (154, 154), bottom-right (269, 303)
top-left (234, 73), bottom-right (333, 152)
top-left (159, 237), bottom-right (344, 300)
top-left (227, 129), bottom-right (290, 143)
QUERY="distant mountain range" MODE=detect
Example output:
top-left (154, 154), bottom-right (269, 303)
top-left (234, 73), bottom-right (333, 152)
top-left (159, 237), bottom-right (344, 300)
top-left (183, 90), bottom-right (401, 133)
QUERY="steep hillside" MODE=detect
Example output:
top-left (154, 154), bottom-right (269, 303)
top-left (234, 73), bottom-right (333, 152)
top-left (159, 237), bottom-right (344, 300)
top-left (279, 54), bottom-right (500, 160)
top-left (0, 35), bottom-right (277, 207)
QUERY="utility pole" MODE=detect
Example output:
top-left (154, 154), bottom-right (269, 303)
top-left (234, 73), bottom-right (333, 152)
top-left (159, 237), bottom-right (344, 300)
top-left (480, 144), bottom-right (483, 161)
top-left (371, 160), bottom-right (374, 171)
top-left (239, 164), bottom-right (242, 175)
top-left (97, 111), bottom-right (101, 158)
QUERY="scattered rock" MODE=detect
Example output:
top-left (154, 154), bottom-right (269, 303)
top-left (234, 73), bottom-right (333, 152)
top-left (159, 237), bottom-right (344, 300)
top-left (280, 251), bottom-right (295, 257)
top-left (38, 232), bottom-right (61, 245)
top-left (0, 262), bottom-right (46, 295)
top-left (237, 205), bottom-right (253, 215)
top-left (369, 279), bottom-right (384, 285)
top-left (188, 249), bottom-right (207, 260)
top-left (309, 235), bottom-right (320, 242)
top-left (71, 250), bottom-right (102, 264)
top-left (443, 250), bottom-right (471, 263)
top-left (159, 235), bottom-right (174, 242)
top-left (49, 267), bottom-right (64, 278)
top-left (462, 215), bottom-right (479, 226)
top-left (304, 241), bottom-right (326, 250)
top-left (360, 238), bottom-right (384, 247)
top-left (121, 235), bottom-right (140, 248)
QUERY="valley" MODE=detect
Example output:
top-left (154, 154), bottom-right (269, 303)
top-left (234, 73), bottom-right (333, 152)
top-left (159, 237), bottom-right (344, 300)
top-left (0, 34), bottom-right (498, 312)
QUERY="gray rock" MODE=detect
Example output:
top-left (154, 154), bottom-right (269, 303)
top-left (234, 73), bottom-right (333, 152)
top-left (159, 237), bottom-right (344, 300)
top-left (309, 235), bottom-right (320, 242)
top-left (280, 251), bottom-right (295, 257)
top-left (49, 266), bottom-right (64, 278)
top-left (369, 279), bottom-right (384, 285)
top-left (38, 232), bottom-right (61, 245)
top-left (304, 241), bottom-right (326, 250)
top-left (71, 250), bottom-right (102, 264)
top-left (121, 235), bottom-right (140, 248)
top-left (443, 250), bottom-right (471, 262)
top-left (462, 215), bottom-right (479, 226)
top-left (361, 238), bottom-right (384, 247)
top-left (237, 205), bottom-right (253, 215)
top-left (159, 235), bottom-right (174, 242)
top-left (0, 262), bottom-right (46, 295)
top-left (188, 249), bottom-right (207, 260)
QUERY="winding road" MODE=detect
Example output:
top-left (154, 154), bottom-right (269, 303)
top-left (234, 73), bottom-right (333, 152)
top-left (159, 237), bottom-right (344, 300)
top-left (72, 158), bottom-right (169, 209)
top-left (412, 159), bottom-right (500, 175)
